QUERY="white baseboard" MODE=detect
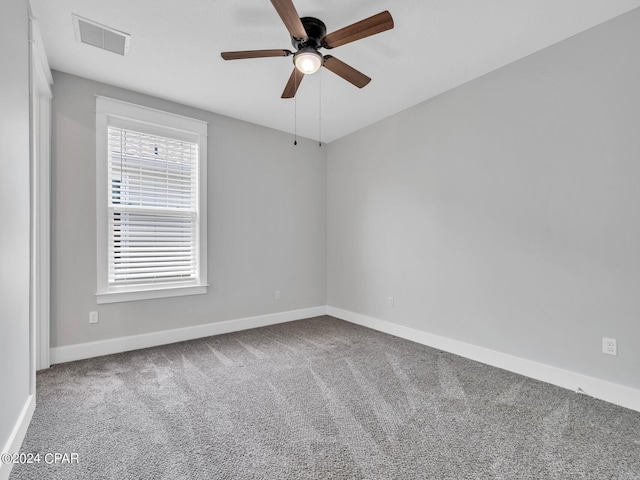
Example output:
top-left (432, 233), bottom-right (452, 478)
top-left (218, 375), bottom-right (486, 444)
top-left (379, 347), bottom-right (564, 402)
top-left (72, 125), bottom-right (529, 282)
top-left (48, 304), bottom-right (640, 412)
top-left (50, 306), bottom-right (327, 365)
top-left (327, 306), bottom-right (640, 413)
top-left (0, 394), bottom-right (35, 480)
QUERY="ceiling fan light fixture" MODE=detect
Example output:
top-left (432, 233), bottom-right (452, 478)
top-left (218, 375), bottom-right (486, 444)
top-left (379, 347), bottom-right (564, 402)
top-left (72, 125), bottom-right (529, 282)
top-left (220, 5), bottom-right (395, 98)
top-left (294, 48), bottom-right (323, 74)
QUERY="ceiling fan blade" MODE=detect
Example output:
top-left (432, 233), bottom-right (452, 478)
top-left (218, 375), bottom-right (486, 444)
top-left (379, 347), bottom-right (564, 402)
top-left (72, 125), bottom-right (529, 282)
top-left (221, 49), bottom-right (292, 60)
top-left (322, 11), bottom-right (394, 49)
top-left (270, 0), bottom-right (308, 40)
top-left (281, 68), bottom-right (304, 98)
top-left (323, 56), bottom-right (371, 88)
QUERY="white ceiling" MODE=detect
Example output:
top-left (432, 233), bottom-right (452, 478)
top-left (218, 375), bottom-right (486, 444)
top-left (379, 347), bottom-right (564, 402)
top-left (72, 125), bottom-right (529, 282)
top-left (31, 0), bottom-right (640, 143)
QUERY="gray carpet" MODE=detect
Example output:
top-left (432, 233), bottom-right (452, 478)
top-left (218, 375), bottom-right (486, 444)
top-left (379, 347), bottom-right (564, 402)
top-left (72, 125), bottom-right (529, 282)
top-left (10, 316), bottom-right (640, 479)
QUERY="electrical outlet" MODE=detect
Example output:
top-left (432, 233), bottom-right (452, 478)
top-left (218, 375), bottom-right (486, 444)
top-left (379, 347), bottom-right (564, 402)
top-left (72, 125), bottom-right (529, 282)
top-left (275, 290), bottom-right (281, 300)
top-left (89, 311), bottom-right (99, 324)
top-left (387, 297), bottom-right (394, 308)
top-left (602, 337), bottom-right (617, 356)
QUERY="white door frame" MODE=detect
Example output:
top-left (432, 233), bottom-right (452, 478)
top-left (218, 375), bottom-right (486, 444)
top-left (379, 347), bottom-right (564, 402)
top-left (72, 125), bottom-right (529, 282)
top-left (29, 11), bottom-right (53, 378)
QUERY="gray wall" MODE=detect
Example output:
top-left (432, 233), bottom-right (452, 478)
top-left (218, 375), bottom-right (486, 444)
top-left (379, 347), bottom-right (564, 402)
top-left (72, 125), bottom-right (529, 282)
top-left (0, 0), bottom-right (31, 451)
top-left (51, 71), bottom-right (326, 347)
top-left (50, 8), bottom-right (640, 393)
top-left (327, 9), bottom-right (640, 389)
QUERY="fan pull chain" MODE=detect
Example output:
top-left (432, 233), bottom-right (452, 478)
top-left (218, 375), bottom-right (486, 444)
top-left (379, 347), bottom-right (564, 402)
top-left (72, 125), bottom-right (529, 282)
top-left (294, 71), bottom-right (298, 146)
top-left (318, 69), bottom-right (322, 147)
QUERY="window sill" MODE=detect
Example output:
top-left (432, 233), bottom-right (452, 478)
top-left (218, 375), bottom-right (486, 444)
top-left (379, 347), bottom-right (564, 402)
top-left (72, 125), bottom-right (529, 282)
top-left (96, 284), bottom-right (208, 304)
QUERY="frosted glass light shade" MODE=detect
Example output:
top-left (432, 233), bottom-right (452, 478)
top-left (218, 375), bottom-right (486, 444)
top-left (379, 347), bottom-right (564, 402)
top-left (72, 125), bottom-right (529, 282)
top-left (294, 48), bottom-right (322, 74)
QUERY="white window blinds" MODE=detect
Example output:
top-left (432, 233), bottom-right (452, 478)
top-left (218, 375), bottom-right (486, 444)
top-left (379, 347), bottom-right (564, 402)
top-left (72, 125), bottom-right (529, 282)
top-left (107, 126), bottom-right (199, 287)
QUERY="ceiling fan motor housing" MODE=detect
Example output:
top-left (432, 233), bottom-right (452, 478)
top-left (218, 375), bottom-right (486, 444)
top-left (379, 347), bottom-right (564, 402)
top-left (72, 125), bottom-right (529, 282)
top-left (291, 17), bottom-right (327, 50)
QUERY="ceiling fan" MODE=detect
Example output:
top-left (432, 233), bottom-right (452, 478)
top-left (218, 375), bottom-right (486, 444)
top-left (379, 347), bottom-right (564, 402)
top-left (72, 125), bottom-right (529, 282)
top-left (221, 0), bottom-right (394, 98)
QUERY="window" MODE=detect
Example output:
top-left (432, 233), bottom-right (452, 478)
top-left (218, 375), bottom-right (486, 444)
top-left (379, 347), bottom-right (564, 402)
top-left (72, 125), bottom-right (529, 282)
top-left (96, 97), bottom-right (208, 303)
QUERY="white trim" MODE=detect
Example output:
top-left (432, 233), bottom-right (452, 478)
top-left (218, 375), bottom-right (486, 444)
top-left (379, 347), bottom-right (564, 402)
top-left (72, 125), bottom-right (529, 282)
top-left (95, 96), bottom-right (208, 135)
top-left (95, 97), bottom-right (208, 302)
top-left (28, 13), bottom-right (53, 87)
top-left (47, 305), bottom-right (640, 412)
top-left (50, 306), bottom-right (327, 364)
top-left (35, 91), bottom-right (51, 370)
top-left (29, 13), bottom-right (52, 373)
top-left (96, 284), bottom-right (208, 304)
top-left (327, 306), bottom-right (640, 413)
top-left (0, 394), bottom-right (35, 480)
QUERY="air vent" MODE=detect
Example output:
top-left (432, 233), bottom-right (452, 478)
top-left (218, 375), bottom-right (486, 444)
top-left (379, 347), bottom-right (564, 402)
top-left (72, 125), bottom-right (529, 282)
top-left (72, 14), bottom-right (130, 56)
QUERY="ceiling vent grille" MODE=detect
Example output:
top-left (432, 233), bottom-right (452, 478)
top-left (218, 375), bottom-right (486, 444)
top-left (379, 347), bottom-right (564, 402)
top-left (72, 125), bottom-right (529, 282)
top-left (73, 14), bottom-right (130, 56)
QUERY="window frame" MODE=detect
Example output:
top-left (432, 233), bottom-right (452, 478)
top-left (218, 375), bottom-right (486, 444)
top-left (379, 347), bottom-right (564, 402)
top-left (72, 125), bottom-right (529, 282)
top-left (95, 96), bottom-right (208, 304)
